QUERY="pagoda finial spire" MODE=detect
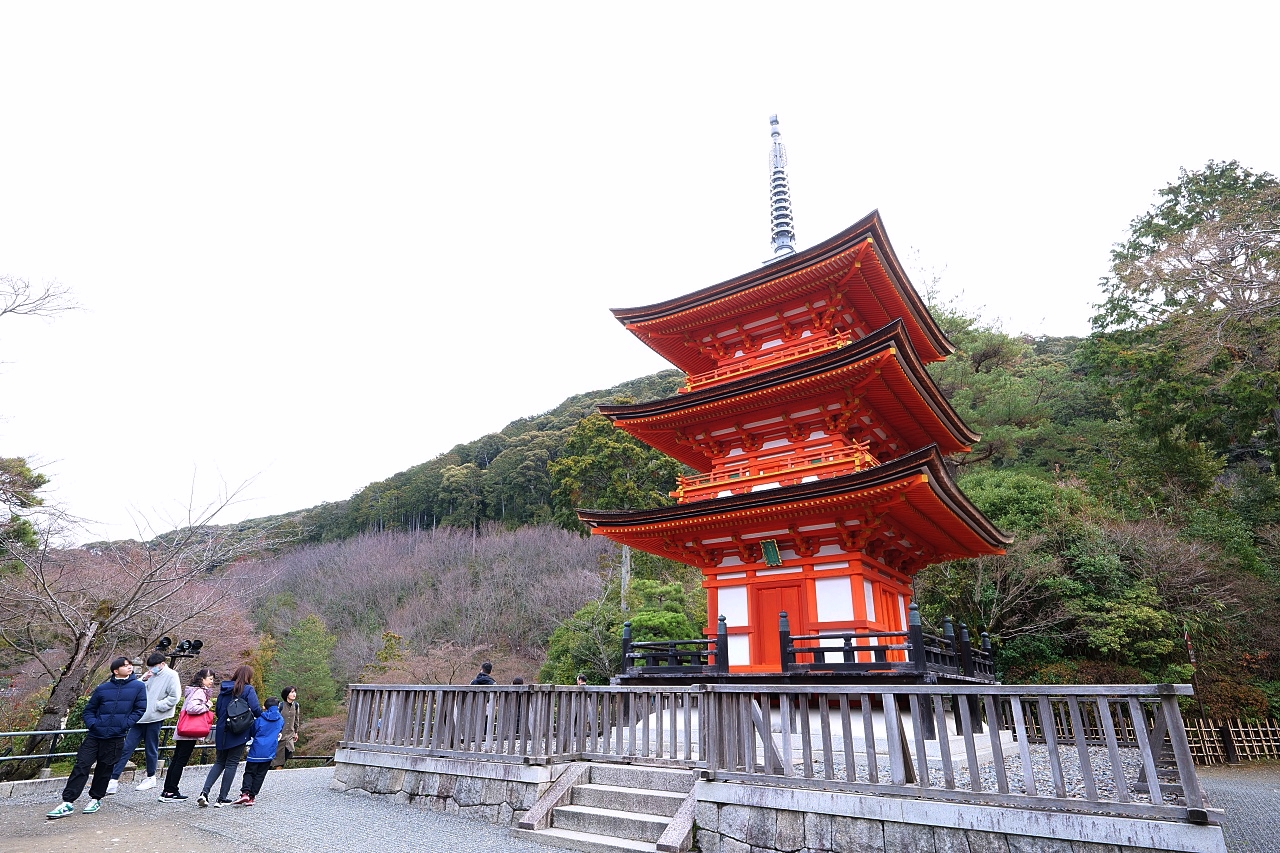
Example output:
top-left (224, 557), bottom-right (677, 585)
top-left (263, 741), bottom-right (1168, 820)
top-left (768, 114), bottom-right (796, 260)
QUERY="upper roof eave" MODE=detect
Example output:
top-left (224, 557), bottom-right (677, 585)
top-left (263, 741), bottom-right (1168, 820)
top-left (599, 319), bottom-right (981, 448)
top-left (609, 210), bottom-right (955, 358)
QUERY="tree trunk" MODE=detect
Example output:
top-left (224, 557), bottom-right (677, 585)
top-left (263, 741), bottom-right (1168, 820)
top-left (0, 628), bottom-right (101, 782)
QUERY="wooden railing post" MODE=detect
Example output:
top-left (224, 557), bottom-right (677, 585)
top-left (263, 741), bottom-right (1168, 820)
top-left (621, 621), bottom-right (633, 673)
top-left (715, 615), bottom-right (729, 674)
top-left (778, 611), bottom-right (794, 670)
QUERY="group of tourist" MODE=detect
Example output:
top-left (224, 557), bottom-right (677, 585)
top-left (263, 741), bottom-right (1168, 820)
top-left (46, 654), bottom-right (302, 820)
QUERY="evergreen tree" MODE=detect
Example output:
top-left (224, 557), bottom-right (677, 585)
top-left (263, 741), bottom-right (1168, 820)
top-left (270, 615), bottom-right (340, 717)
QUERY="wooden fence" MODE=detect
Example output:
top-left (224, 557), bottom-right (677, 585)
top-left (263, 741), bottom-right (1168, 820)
top-left (1185, 717), bottom-right (1280, 764)
top-left (342, 682), bottom-right (1210, 824)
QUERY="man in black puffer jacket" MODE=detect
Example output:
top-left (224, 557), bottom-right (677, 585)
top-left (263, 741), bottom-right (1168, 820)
top-left (47, 657), bottom-right (147, 819)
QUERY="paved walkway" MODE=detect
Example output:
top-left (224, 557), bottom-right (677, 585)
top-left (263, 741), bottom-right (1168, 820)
top-left (1199, 761), bottom-right (1280, 853)
top-left (0, 767), bottom-right (558, 853)
top-left (3, 761), bottom-right (1277, 853)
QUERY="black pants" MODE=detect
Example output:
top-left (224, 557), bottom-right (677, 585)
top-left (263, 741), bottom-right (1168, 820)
top-left (201, 745), bottom-right (245, 802)
top-left (62, 735), bottom-right (123, 803)
top-left (163, 739), bottom-right (199, 795)
top-left (240, 760), bottom-right (270, 797)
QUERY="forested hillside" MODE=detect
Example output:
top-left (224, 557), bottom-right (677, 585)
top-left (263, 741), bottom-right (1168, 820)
top-left (274, 370), bottom-right (686, 541)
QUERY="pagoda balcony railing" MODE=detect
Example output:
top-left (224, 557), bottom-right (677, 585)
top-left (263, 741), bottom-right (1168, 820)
top-left (672, 442), bottom-right (877, 501)
top-left (680, 330), bottom-right (854, 392)
top-left (780, 610), bottom-right (995, 681)
top-left (622, 607), bottom-right (995, 684)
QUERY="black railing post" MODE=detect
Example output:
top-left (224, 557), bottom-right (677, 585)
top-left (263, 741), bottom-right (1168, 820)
top-left (621, 621), bottom-right (632, 672)
top-left (960, 623), bottom-right (982, 734)
top-left (907, 604), bottom-right (926, 674)
top-left (909, 604), bottom-right (937, 740)
top-left (944, 617), bottom-right (962, 735)
top-left (715, 615), bottom-right (729, 674)
top-left (980, 632), bottom-right (993, 681)
top-left (1220, 722), bottom-right (1240, 765)
top-left (779, 611), bottom-right (794, 670)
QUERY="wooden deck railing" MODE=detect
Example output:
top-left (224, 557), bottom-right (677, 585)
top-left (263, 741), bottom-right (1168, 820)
top-left (342, 684), bottom-right (705, 766)
top-left (341, 681), bottom-right (1210, 823)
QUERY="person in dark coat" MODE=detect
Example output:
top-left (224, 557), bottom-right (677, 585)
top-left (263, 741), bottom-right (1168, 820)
top-left (197, 664), bottom-right (261, 807)
top-left (47, 658), bottom-right (146, 819)
top-left (470, 661), bottom-right (495, 685)
top-left (271, 686), bottom-right (301, 768)
top-left (237, 697), bottom-right (285, 805)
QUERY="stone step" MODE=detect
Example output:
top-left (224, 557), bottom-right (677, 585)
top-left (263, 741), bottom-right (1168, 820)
top-left (571, 783), bottom-right (685, 817)
top-left (586, 763), bottom-right (695, 793)
top-left (552, 804), bottom-right (670, 843)
top-left (511, 827), bottom-right (657, 853)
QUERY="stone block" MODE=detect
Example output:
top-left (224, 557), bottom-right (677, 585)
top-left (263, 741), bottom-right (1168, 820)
top-left (746, 807), bottom-right (777, 849)
top-left (1008, 837), bottom-right (1072, 853)
top-left (0, 782), bottom-right (13, 798)
top-left (482, 777), bottom-right (506, 805)
top-left (696, 801), bottom-right (719, 834)
top-left (459, 803), bottom-right (500, 823)
top-left (512, 808), bottom-right (529, 827)
top-left (885, 822), bottom-right (935, 853)
top-left (804, 812), bottom-right (832, 852)
top-left (499, 802), bottom-right (514, 826)
top-left (722, 837), bottom-right (751, 853)
top-left (720, 804), bottom-right (752, 843)
top-left (328, 779), bottom-right (348, 792)
top-left (831, 817), bottom-right (885, 853)
top-left (368, 766), bottom-right (404, 793)
top-left (444, 798), bottom-right (460, 815)
top-left (776, 809), bottom-right (805, 852)
top-left (331, 763), bottom-right (353, 785)
top-left (696, 830), bottom-right (721, 853)
top-left (965, 830), bottom-right (1012, 853)
top-left (1071, 844), bottom-right (1121, 853)
top-left (436, 773), bottom-right (456, 798)
top-left (934, 826), bottom-right (970, 853)
top-left (393, 791), bottom-right (411, 805)
top-left (427, 795), bottom-right (447, 812)
top-left (453, 775), bottom-right (484, 807)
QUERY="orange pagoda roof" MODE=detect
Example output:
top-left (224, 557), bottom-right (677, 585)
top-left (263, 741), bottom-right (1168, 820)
top-left (599, 319), bottom-right (978, 472)
top-left (579, 446), bottom-right (1010, 570)
top-left (612, 210), bottom-right (953, 376)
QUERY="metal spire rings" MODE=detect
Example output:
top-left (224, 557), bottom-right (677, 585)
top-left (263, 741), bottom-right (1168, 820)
top-left (768, 114), bottom-right (796, 259)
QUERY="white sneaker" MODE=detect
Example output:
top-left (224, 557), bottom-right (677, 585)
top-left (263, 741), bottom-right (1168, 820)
top-left (136, 775), bottom-right (156, 791)
top-left (105, 779), bottom-right (118, 795)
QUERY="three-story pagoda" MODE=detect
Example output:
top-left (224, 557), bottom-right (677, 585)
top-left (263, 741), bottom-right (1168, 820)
top-left (577, 120), bottom-right (1009, 674)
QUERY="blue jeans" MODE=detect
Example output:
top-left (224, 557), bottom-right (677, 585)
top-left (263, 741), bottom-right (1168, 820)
top-left (111, 720), bottom-right (162, 779)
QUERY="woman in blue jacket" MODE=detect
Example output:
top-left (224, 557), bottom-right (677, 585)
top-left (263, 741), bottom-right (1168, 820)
top-left (197, 665), bottom-right (261, 807)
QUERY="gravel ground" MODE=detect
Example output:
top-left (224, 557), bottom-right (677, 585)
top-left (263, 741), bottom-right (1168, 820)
top-left (1197, 761), bottom-right (1280, 853)
top-left (0, 767), bottom-right (560, 853)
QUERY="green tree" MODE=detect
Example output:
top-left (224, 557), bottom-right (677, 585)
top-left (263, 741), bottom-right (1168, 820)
top-left (549, 412), bottom-right (685, 532)
top-left (270, 615), bottom-right (340, 717)
top-left (1086, 161), bottom-right (1280, 460)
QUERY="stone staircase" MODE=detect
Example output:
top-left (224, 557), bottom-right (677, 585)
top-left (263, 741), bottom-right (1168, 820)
top-left (513, 763), bottom-right (696, 853)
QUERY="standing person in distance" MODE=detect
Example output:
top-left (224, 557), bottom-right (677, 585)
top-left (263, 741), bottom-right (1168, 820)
top-left (237, 697), bottom-right (285, 805)
top-left (106, 652), bottom-right (181, 794)
top-left (470, 661), bottom-right (495, 685)
top-left (197, 665), bottom-right (261, 808)
top-left (46, 658), bottom-right (146, 819)
top-left (271, 686), bottom-right (301, 770)
top-left (159, 668), bottom-right (216, 802)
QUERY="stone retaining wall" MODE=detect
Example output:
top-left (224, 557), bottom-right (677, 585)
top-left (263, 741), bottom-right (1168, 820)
top-left (331, 747), bottom-right (563, 827)
top-left (693, 781), bottom-right (1226, 853)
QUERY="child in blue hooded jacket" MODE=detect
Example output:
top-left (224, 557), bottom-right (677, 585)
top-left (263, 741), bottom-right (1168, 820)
top-left (236, 696), bottom-right (285, 805)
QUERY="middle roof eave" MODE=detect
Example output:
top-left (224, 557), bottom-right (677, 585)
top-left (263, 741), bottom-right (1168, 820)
top-left (599, 319), bottom-right (981, 449)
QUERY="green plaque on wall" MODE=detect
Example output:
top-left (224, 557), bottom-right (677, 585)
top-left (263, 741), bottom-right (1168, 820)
top-left (761, 539), bottom-right (782, 567)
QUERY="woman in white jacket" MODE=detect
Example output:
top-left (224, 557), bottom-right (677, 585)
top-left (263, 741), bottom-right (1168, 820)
top-left (159, 668), bottom-right (215, 802)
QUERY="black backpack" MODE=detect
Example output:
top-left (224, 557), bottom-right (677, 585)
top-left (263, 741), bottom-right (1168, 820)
top-left (223, 694), bottom-right (254, 736)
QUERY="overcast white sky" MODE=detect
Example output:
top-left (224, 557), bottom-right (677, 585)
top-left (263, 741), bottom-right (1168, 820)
top-left (2, 3), bottom-right (1276, 542)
